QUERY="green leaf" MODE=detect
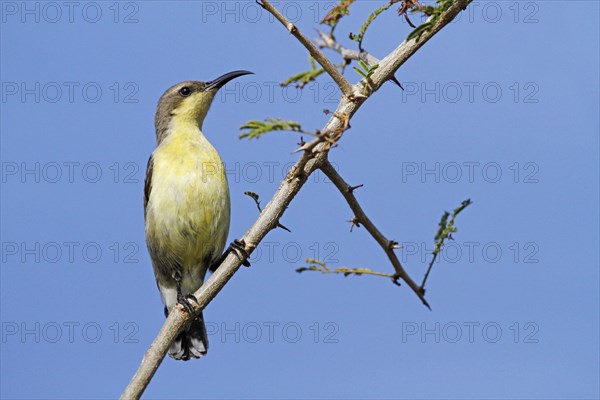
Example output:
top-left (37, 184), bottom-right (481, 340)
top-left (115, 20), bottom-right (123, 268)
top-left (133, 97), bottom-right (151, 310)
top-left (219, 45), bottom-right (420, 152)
top-left (239, 118), bottom-right (303, 140)
top-left (405, 0), bottom-right (457, 41)
top-left (433, 198), bottom-right (472, 252)
top-left (349, 2), bottom-right (393, 48)
top-left (297, 259), bottom-right (396, 280)
top-left (353, 66), bottom-right (368, 78)
top-left (407, 21), bottom-right (433, 41)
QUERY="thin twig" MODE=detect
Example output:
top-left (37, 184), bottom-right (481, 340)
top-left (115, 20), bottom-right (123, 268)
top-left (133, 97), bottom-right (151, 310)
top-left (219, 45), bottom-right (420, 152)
top-left (244, 191), bottom-right (291, 232)
top-left (421, 199), bottom-right (472, 290)
top-left (258, 0), bottom-right (353, 97)
top-left (315, 30), bottom-right (403, 88)
top-left (320, 161), bottom-right (430, 308)
top-left (421, 250), bottom-right (440, 289)
top-left (315, 29), bottom-right (376, 64)
top-left (297, 259), bottom-right (396, 279)
top-left (370, 0), bottom-right (473, 92)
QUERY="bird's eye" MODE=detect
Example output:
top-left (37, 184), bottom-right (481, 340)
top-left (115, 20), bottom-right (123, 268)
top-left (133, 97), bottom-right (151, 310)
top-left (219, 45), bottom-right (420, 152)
top-left (179, 87), bottom-right (192, 97)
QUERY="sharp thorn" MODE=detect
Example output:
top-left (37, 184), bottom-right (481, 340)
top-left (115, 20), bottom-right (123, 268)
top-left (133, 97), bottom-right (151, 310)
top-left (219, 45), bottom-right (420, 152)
top-left (389, 75), bottom-right (404, 90)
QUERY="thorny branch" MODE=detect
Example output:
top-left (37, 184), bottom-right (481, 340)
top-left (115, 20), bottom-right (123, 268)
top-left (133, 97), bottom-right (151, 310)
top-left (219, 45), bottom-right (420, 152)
top-left (319, 161), bottom-right (429, 308)
top-left (121, 0), bottom-right (472, 398)
top-left (257, 0), bottom-right (354, 97)
top-left (315, 29), bottom-right (381, 66)
top-left (315, 30), bottom-right (404, 89)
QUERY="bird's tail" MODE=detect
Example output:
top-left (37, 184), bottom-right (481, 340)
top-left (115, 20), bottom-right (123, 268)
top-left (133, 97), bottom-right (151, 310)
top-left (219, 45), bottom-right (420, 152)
top-left (168, 312), bottom-right (209, 361)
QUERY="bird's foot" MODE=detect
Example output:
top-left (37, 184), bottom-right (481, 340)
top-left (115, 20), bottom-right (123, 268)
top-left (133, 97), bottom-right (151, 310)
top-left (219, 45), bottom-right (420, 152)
top-left (230, 239), bottom-right (251, 267)
top-left (208, 239), bottom-right (251, 272)
top-left (173, 271), bottom-right (199, 318)
top-left (177, 292), bottom-right (199, 319)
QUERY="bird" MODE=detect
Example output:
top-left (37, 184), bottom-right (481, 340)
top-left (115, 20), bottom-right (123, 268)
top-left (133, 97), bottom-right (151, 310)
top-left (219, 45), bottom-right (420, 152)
top-left (144, 70), bottom-right (253, 360)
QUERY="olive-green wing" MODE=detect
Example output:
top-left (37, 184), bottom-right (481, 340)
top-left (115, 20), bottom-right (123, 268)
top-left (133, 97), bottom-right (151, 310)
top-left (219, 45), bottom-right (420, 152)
top-left (144, 155), bottom-right (153, 218)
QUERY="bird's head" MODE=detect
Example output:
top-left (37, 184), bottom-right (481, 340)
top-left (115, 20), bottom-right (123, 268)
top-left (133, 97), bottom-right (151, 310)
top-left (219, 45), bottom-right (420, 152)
top-left (155, 70), bottom-right (253, 144)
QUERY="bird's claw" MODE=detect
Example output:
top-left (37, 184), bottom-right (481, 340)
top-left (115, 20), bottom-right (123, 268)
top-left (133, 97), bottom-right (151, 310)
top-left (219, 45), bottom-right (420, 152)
top-left (177, 293), bottom-right (199, 319)
top-left (230, 239), bottom-right (251, 267)
top-left (208, 239), bottom-right (251, 272)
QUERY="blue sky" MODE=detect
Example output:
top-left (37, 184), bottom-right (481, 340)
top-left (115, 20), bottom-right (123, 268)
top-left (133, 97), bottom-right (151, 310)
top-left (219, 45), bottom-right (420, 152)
top-left (1, 1), bottom-right (599, 399)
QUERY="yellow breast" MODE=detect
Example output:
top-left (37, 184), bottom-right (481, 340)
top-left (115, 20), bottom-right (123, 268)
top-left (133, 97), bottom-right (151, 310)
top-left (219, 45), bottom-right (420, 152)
top-left (145, 121), bottom-right (230, 276)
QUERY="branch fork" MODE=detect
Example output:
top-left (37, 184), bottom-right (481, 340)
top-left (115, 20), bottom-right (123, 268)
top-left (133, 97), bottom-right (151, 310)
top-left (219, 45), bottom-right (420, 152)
top-left (259, 0), bottom-right (353, 97)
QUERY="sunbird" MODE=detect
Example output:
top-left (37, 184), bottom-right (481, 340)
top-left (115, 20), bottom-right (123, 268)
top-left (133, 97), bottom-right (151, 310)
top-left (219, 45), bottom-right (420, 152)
top-left (144, 71), bottom-right (253, 360)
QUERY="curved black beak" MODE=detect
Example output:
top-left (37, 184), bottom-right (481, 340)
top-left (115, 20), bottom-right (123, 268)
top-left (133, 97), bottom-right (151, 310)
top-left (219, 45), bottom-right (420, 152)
top-left (206, 70), bottom-right (253, 91)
